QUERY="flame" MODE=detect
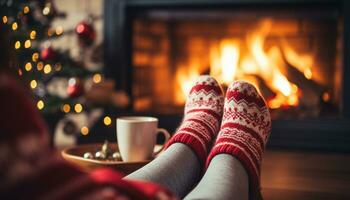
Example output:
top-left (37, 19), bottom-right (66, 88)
top-left (210, 40), bottom-right (240, 85)
top-left (245, 19), bottom-right (298, 108)
top-left (175, 66), bottom-right (199, 105)
top-left (282, 39), bottom-right (314, 80)
top-left (248, 19), bottom-right (273, 76)
top-left (174, 18), bottom-right (312, 109)
top-left (220, 40), bottom-right (240, 85)
top-left (273, 69), bottom-right (292, 96)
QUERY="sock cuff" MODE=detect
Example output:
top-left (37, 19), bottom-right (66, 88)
top-left (164, 133), bottom-right (208, 164)
top-left (206, 144), bottom-right (260, 198)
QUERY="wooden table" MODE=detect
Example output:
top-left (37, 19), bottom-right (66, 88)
top-left (261, 150), bottom-right (350, 200)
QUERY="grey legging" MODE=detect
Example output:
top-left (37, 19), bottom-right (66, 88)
top-left (125, 143), bottom-right (248, 200)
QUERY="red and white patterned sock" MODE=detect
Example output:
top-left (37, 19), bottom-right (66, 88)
top-left (206, 81), bottom-right (271, 198)
top-left (164, 75), bottom-right (224, 164)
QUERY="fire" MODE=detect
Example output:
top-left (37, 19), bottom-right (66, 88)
top-left (175, 66), bottom-right (200, 105)
top-left (175, 18), bottom-right (315, 109)
top-left (282, 39), bottom-right (314, 80)
top-left (210, 39), bottom-right (240, 85)
top-left (273, 70), bottom-right (292, 96)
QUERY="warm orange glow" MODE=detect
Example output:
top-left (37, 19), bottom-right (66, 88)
top-left (322, 92), bottom-right (330, 102)
top-left (37, 100), bottom-right (44, 110)
top-left (283, 41), bottom-right (314, 80)
top-left (24, 40), bottom-right (31, 48)
top-left (103, 116), bottom-right (112, 126)
top-left (23, 6), bottom-right (30, 14)
top-left (30, 80), bottom-right (37, 89)
top-left (12, 22), bottom-right (18, 31)
top-left (210, 40), bottom-right (240, 85)
top-left (81, 126), bottom-right (89, 135)
top-left (2, 16), bottom-right (8, 24)
top-left (272, 69), bottom-right (292, 96)
top-left (304, 68), bottom-right (312, 80)
top-left (32, 53), bottom-right (39, 62)
top-left (93, 73), bottom-right (102, 83)
top-left (74, 103), bottom-right (83, 113)
top-left (62, 104), bottom-right (71, 113)
top-left (43, 64), bottom-right (52, 74)
top-left (14, 41), bottom-right (21, 49)
top-left (56, 26), bottom-right (63, 35)
top-left (174, 18), bottom-right (311, 108)
top-left (175, 67), bottom-right (199, 105)
top-left (30, 30), bottom-right (36, 39)
top-left (25, 62), bottom-right (32, 71)
top-left (37, 62), bottom-right (44, 71)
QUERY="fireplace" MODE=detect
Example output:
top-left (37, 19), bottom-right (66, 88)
top-left (104, 0), bottom-right (350, 151)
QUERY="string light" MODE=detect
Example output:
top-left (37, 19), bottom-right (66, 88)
top-left (54, 63), bottom-right (62, 71)
top-left (37, 100), bottom-right (44, 110)
top-left (81, 126), bottom-right (89, 135)
top-left (76, 24), bottom-right (85, 34)
top-left (62, 104), bottom-right (71, 113)
top-left (30, 80), bottom-right (37, 89)
top-left (18, 69), bottom-right (23, 76)
top-left (30, 30), bottom-right (36, 39)
top-left (37, 62), bottom-right (44, 71)
top-left (14, 41), bottom-right (21, 49)
top-left (23, 6), bottom-right (30, 14)
top-left (2, 16), bottom-right (8, 24)
top-left (323, 92), bottom-right (330, 102)
top-left (92, 73), bottom-right (102, 83)
top-left (25, 62), bottom-right (32, 71)
top-left (68, 77), bottom-right (76, 85)
top-left (43, 64), bottom-right (52, 74)
top-left (17, 12), bottom-right (23, 19)
top-left (32, 52), bottom-right (39, 62)
top-left (43, 6), bottom-right (51, 15)
top-left (12, 22), bottom-right (18, 30)
top-left (55, 26), bottom-right (63, 35)
top-left (47, 28), bottom-right (54, 36)
top-left (74, 103), bottom-right (83, 113)
top-left (103, 116), bottom-right (112, 126)
top-left (24, 40), bottom-right (31, 48)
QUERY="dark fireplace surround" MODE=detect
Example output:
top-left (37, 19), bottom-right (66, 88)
top-left (104, 0), bottom-right (350, 151)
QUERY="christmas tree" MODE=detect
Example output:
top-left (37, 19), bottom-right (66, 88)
top-left (1, 0), bottom-right (129, 146)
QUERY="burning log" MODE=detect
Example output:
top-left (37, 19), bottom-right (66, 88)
top-left (245, 74), bottom-right (276, 98)
top-left (281, 57), bottom-right (324, 94)
top-left (277, 48), bottom-right (326, 108)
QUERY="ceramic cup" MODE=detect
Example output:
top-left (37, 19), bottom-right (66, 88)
top-left (116, 116), bottom-right (170, 162)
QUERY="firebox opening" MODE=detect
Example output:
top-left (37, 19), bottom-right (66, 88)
top-left (132, 8), bottom-right (342, 120)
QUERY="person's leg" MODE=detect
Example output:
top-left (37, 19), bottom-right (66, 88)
top-left (125, 75), bottom-right (224, 198)
top-left (126, 143), bottom-right (200, 198)
top-left (186, 81), bottom-right (271, 200)
top-left (184, 154), bottom-right (248, 200)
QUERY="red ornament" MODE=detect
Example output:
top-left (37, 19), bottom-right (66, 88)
top-left (40, 47), bottom-right (57, 61)
top-left (76, 21), bottom-right (96, 46)
top-left (67, 78), bottom-right (84, 98)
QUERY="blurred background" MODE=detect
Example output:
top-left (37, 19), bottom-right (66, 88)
top-left (1, 0), bottom-right (131, 148)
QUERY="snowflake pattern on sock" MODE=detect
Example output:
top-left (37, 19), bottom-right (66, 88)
top-left (206, 80), bottom-right (271, 197)
top-left (164, 75), bottom-right (224, 164)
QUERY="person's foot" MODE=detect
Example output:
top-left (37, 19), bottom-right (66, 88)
top-left (206, 80), bottom-right (271, 198)
top-left (164, 75), bottom-right (224, 164)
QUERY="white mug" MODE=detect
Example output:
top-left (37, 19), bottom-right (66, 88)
top-left (116, 116), bottom-right (170, 162)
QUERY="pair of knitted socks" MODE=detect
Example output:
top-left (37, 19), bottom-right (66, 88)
top-left (127, 76), bottom-right (271, 199)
